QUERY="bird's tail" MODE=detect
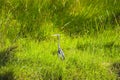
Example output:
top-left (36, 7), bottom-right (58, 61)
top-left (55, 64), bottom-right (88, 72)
top-left (62, 54), bottom-right (65, 60)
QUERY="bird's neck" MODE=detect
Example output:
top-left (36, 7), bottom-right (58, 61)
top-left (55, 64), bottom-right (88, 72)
top-left (58, 36), bottom-right (60, 48)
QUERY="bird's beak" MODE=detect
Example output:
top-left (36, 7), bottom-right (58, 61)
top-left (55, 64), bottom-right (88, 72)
top-left (51, 34), bottom-right (60, 36)
top-left (51, 34), bottom-right (57, 36)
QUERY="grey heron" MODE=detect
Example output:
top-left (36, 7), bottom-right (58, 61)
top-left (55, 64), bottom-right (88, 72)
top-left (52, 34), bottom-right (65, 60)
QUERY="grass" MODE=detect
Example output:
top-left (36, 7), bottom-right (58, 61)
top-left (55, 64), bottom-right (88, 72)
top-left (0, 0), bottom-right (120, 80)
top-left (1, 30), bottom-right (120, 80)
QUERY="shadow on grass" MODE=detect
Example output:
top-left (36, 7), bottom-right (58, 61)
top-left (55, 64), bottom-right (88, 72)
top-left (0, 46), bottom-right (17, 80)
top-left (0, 46), bottom-right (17, 66)
top-left (103, 41), bottom-right (120, 53)
top-left (0, 71), bottom-right (15, 80)
top-left (111, 62), bottom-right (120, 80)
top-left (76, 41), bottom-right (120, 53)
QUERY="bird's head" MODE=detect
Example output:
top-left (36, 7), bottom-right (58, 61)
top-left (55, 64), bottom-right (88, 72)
top-left (52, 34), bottom-right (60, 37)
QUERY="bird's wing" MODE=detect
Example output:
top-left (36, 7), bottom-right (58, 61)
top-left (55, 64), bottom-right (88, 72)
top-left (60, 49), bottom-right (65, 59)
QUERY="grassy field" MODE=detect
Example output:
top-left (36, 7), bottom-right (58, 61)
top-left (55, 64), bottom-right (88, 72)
top-left (0, 0), bottom-right (120, 80)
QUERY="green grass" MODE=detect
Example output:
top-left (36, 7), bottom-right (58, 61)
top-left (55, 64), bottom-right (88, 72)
top-left (0, 0), bottom-right (120, 80)
top-left (1, 30), bottom-right (120, 80)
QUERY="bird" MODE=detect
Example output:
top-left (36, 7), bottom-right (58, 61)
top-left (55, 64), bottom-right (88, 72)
top-left (52, 34), bottom-right (65, 60)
